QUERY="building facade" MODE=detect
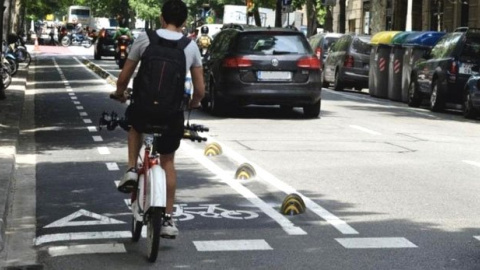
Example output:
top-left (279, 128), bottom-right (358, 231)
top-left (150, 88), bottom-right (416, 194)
top-left (330, 0), bottom-right (480, 35)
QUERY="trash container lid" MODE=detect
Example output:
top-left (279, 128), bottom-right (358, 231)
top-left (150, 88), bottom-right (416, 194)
top-left (403, 31), bottom-right (446, 47)
top-left (391, 31), bottom-right (420, 45)
top-left (370, 31), bottom-right (402, 45)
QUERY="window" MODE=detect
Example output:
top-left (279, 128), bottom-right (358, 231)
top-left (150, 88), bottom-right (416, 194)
top-left (430, 33), bottom-right (461, 59)
top-left (235, 33), bottom-right (310, 55)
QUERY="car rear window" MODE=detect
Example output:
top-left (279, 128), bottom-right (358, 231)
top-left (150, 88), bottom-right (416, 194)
top-left (351, 37), bottom-right (371, 55)
top-left (323, 37), bottom-right (340, 51)
top-left (236, 33), bottom-right (311, 55)
top-left (460, 34), bottom-right (480, 62)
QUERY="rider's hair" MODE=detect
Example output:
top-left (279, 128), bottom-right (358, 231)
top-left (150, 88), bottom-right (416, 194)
top-left (161, 0), bottom-right (188, 28)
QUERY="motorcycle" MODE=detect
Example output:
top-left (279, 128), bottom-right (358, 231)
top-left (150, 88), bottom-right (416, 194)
top-left (115, 35), bottom-right (131, 69)
top-left (61, 33), bottom-right (93, 48)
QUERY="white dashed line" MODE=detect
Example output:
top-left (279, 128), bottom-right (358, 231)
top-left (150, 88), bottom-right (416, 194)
top-left (87, 126), bottom-right (97, 132)
top-left (83, 119), bottom-right (92, 124)
top-left (70, 96), bottom-right (78, 100)
top-left (92, 136), bottom-right (103, 142)
top-left (48, 243), bottom-right (126, 257)
top-left (79, 112), bottom-right (88, 117)
top-left (97, 147), bottom-right (110, 155)
top-left (349, 125), bottom-right (382, 136)
top-left (73, 101), bottom-right (81, 105)
top-left (106, 162), bottom-right (119, 171)
top-left (335, 237), bottom-right (417, 249)
top-left (194, 239), bottom-right (273, 251)
top-left (76, 106), bottom-right (84, 110)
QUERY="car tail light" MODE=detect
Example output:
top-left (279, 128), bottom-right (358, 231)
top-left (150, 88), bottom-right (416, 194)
top-left (101, 31), bottom-right (106, 38)
top-left (344, 55), bottom-right (354, 68)
top-left (222, 57), bottom-right (252, 68)
top-left (120, 45), bottom-right (126, 50)
top-left (315, 48), bottom-right (322, 60)
top-left (449, 61), bottom-right (457, 75)
top-left (297, 57), bottom-right (320, 69)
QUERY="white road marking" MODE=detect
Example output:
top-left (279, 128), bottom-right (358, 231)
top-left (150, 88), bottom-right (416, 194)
top-left (473, 236), bottom-right (480, 241)
top-left (70, 96), bottom-right (77, 100)
top-left (182, 143), bottom-right (307, 236)
top-left (335, 237), bottom-right (417, 249)
top-left (48, 243), bottom-right (126, 257)
top-left (194, 239), bottom-right (273, 251)
top-left (92, 136), bottom-right (103, 142)
top-left (44, 209), bottom-right (125, 228)
top-left (106, 162), bottom-right (119, 171)
top-left (87, 126), bottom-right (97, 132)
top-left (76, 106), bottom-right (84, 110)
top-left (79, 112), bottom-right (88, 117)
top-left (34, 231), bottom-right (132, 246)
top-left (463, 160), bottom-right (480, 168)
top-left (83, 119), bottom-right (92, 124)
top-left (201, 137), bottom-right (359, 235)
top-left (349, 125), bottom-right (382, 136)
top-left (73, 101), bottom-right (81, 105)
top-left (97, 147), bottom-right (110, 155)
top-left (68, 92), bottom-right (75, 96)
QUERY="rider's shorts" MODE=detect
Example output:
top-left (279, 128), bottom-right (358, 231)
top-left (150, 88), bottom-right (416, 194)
top-left (126, 104), bottom-right (184, 155)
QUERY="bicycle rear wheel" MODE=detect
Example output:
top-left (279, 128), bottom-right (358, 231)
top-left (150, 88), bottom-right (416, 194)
top-left (146, 207), bottom-right (162, 262)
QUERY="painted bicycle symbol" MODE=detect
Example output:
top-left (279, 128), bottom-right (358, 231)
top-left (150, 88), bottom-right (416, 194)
top-left (173, 204), bottom-right (259, 221)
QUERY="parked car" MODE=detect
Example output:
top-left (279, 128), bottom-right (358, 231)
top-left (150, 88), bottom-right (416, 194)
top-left (202, 24), bottom-right (322, 117)
top-left (322, 33), bottom-right (372, 91)
top-left (408, 28), bottom-right (480, 112)
top-left (463, 72), bottom-right (480, 119)
top-left (94, 27), bottom-right (116, 60)
top-left (308, 32), bottom-right (344, 87)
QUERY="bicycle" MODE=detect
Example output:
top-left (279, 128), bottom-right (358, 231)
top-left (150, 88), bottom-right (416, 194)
top-left (99, 102), bottom-right (208, 262)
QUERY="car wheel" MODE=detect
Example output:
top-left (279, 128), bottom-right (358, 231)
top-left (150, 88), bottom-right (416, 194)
top-left (61, 36), bottom-right (71, 47)
top-left (463, 88), bottom-right (478, 119)
top-left (407, 78), bottom-right (422, 107)
top-left (303, 100), bottom-right (321, 118)
top-left (333, 70), bottom-right (344, 91)
top-left (210, 82), bottom-right (225, 116)
top-left (429, 80), bottom-right (443, 112)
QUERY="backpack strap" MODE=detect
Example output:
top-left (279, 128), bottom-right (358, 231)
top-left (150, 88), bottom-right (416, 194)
top-left (146, 29), bottom-right (191, 50)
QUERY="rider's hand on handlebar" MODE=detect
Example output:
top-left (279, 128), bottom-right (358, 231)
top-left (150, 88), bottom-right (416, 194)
top-left (188, 99), bottom-right (202, 110)
top-left (110, 91), bottom-right (128, 103)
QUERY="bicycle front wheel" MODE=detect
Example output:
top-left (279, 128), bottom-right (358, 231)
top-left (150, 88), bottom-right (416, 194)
top-left (131, 216), bottom-right (142, 242)
top-left (146, 207), bottom-right (162, 262)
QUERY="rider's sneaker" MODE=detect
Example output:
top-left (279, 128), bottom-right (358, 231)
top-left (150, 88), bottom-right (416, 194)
top-left (117, 167), bottom-right (137, 193)
top-left (161, 214), bottom-right (178, 239)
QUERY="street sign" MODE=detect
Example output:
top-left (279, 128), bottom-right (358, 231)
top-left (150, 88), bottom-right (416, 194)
top-left (283, 0), bottom-right (292, 6)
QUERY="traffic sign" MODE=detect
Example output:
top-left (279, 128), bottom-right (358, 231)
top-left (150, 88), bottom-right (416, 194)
top-left (283, 0), bottom-right (292, 6)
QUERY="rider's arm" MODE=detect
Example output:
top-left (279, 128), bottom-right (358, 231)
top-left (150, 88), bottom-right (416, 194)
top-left (113, 59), bottom-right (138, 102)
top-left (190, 66), bottom-right (205, 108)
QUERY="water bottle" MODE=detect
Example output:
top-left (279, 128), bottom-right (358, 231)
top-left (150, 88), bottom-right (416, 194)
top-left (184, 72), bottom-right (193, 98)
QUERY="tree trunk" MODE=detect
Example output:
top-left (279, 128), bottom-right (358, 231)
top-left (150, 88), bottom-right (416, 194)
top-left (370, 0), bottom-right (386, 35)
top-left (253, 9), bottom-right (261, 26)
top-left (275, 0), bottom-right (282, 27)
top-left (339, 0), bottom-right (346, 33)
top-left (324, 6), bottom-right (333, 32)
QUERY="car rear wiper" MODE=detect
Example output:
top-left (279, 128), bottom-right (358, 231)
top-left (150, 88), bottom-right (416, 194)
top-left (272, 50), bottom-right (293, 55)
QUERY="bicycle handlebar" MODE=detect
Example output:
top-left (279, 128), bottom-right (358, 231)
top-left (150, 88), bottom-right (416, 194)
top-left (98, 111), bottom-right (208, 143)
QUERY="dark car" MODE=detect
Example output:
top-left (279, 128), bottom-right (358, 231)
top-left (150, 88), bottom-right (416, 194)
top-left (308, 32), bottom-right (344, 87)
top-left (202, 24), bottom-right (322, 117)
top-left (463, 72), bottom-right (480, 119)
top-left (409, 28), bottom-right (480, 112)
top-left (94, 27), bottom-right (116, 60)
top-left (322, 34), bottom-right (372, 91)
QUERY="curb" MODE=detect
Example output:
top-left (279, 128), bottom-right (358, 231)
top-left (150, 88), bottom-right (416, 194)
top-left (0, 68), bottom-right (28, 252)
top-left (82, 60), bottom-right (117, 86)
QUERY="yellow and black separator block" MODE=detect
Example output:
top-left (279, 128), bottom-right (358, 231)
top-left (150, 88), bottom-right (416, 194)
top-left (204, 142), bottom-right (223, 156)
top-left (234, 163), bottom-right (256, 180)
top-left (280, 193), bottom-right (306, 215)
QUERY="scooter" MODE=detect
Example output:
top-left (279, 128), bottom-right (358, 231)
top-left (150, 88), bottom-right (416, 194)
top-left (61, 33), bottom-right (93, 48)
top-left (115, 35), bottom-right (131, 69)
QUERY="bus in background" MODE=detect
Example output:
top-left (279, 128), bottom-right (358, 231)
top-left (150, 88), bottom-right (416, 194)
top-left (67, 6), bottom-right (92, 27)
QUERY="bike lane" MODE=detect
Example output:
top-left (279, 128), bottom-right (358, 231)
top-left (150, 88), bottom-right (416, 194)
top-left (32, 55), bottom-right (322, 269)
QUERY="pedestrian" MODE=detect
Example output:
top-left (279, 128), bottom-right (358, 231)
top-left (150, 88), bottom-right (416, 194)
top-left (110, 0), bottom-right (205, 239)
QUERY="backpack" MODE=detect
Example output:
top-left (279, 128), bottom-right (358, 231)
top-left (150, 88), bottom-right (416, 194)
top-left (132, 29), bottom-right (191, 119)
top-left (197, 35), bottom-right (211, 49)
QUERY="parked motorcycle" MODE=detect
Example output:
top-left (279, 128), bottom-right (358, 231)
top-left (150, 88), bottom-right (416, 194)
top-left (115, 35), bottom-right (131, 69)
top-left (61, 33), bottom-right (93, 48)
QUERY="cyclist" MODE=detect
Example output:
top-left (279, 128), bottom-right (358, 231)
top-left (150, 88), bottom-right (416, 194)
top-left (110, 0), bottom-right (204, 239)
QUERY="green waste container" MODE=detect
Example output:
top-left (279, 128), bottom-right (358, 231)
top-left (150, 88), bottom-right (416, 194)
top-left (387, 32), bottom-right (419, 101)
top-left (368, 31), bottom-right (401, 98)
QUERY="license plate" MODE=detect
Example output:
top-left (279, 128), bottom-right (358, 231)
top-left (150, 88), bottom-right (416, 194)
top-left (459, 63), bottom-right (473, 74)
top-left (257, 71), bottom-right (292, 81)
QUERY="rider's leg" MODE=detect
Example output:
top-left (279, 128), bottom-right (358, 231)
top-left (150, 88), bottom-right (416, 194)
top-left (160, 153), bottom-right (176, 214)
top-left (128, 127), bottom-right (142, 168)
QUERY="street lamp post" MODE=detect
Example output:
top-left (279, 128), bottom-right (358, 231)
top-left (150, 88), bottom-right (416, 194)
top-left (406, 0), bottom-right (412, 31)
top-left (0, 0), bottom-right (6, 100)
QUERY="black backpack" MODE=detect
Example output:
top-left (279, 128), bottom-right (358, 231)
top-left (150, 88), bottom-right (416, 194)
top-left (132, 29), bottom-right (191, 118)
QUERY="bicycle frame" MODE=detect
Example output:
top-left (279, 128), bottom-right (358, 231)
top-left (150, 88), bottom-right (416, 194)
top-left (132, 134), bottom-right (168, 223)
